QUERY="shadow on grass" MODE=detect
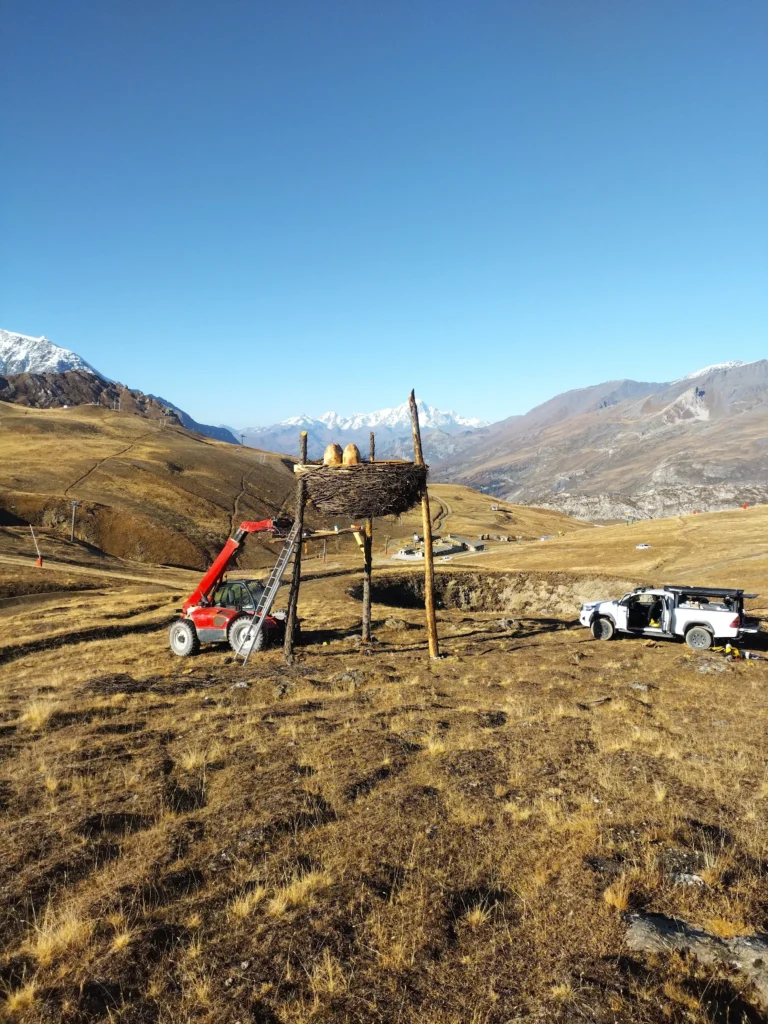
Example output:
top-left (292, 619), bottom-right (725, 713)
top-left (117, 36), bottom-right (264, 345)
top-left (299, 625), bottom-right (368, 645)
top-left (0, 616), bottom-right (177, 666)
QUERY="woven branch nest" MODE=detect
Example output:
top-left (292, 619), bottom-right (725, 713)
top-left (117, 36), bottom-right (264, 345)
top-left (303, 463), bottom-right (427, 518)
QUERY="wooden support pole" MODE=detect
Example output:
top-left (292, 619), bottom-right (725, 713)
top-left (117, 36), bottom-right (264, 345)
top-left (409, 391), bottom-right (439, 659)
top-left (361, 431), bottom-right (375, 642)
top-left (284, 431), bottom-right (308, 664)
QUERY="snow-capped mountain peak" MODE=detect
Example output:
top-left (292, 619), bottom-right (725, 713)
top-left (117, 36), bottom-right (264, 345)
top-left (240, 400), bottom-right (487, 461)
top-left (682, 361), bottom-right (746, 380)
top-left (307, 400), bottom-right (485, 433)
top-left (266, 400), bottom-right (486, 436)
top-left (279, 414), bottom-right (320, 428)
top-left (0, 329), bottom-right (101, 377)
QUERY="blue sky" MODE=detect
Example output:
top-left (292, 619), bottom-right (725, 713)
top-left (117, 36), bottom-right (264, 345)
top-left (2, 0), bottom-right (766, 427)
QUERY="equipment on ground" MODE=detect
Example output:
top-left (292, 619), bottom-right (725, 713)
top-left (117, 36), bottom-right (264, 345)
top-left (169, 518), bottom-right (296, 658)
top-left (580, 585), bottom-right (760, 650)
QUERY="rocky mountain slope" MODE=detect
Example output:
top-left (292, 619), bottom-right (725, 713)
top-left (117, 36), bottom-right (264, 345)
top-left (435, 361), bottom-right (768, 519)
top-left (239, 399), bottom-right (487, 461)
top-left (0, 329), bottom-right (237, 444)
top-left (0, 369), bottom-right (181, 423)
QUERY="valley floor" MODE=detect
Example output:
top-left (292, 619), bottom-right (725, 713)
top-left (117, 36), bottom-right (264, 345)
top-left (1, 506), bottom-right (767, 1023)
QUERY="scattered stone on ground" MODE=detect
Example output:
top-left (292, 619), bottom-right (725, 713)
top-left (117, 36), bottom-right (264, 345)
top-left (696, 660), bottom-right (727, 674)
top-left (671, 872), bottom-right (705, 886)
top-left (384, 617), bottom-right (408, 630)
top-left (625, 912), bottom-right (768, 1009)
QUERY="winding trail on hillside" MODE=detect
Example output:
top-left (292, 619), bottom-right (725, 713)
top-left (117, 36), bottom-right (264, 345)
top-left (230, 473), bottom-right (248, 534)
top-left (64, 428), bottom-right (159, 497)
top-left (432, 496), bottom-right (453, 533)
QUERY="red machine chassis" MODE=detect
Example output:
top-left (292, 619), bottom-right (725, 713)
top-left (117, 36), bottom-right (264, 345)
top-left (170, 518), bottom-right (292, 655)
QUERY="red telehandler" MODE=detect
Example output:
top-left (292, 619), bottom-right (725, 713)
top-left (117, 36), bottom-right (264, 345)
top-left (169, 517), bottom-right (298, 658)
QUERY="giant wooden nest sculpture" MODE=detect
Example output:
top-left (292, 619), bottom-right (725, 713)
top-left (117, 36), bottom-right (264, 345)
top-left (295, 461), bottom-right (427, 519)
top-left (281, 391), bottom-right (439, 664)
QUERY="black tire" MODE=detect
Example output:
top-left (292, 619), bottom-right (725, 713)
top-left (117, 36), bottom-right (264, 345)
top-left (685, 626), bottom-right (713, 651)
top-left (228, 615), bottom-right (265, 655)
top-left (169, 620), bottom-right (200, 657)
top-left (591, 617), bottom-right (615, 641)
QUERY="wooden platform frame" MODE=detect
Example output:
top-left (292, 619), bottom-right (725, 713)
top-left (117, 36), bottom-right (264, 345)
top-left (282, 392), bottom-right (439, 662)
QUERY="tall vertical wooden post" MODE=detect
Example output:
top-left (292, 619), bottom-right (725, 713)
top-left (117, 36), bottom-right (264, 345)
top-left (409, 391), bottom-right (439, 659)
top-left (284, 431), bottom-right (308, 664)
top-left (361, 431), bottom-right (375, 642)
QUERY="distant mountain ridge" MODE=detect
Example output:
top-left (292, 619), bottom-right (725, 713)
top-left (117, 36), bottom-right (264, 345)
top-left (150, 396), bottom-right (238, 444)
top-left (434, 360), bottom-right (768, 519)
top-left (237, 400), bottom-right (488, 461)
top-left (0, 328), bottom-right (237, 444)
top-left (5, 328), bottom-right (763, 518)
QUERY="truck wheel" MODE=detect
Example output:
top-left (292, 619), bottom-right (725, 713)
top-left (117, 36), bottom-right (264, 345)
top-left (591, 617), bottom-right (615, 640)
top-left (229, 615), bottom-right (265, 655)
top-left (685, 626), bottom-right (713, 650)
top-left (169, 620), bottom-right (200, 657)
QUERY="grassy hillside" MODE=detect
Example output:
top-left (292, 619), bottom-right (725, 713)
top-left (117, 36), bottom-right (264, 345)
top-left (4, 403), bottom-right (768, 1019)
top-left (0, 403), bottom-right (299, 569)
top-left (457, 504), bottom-right (768, 609)
top-left (400, 483), bottom-right (590, 541)
top-left (0, 530), bottom-right (766, 1022)
top-left (0, 403), bottom-right (590, 574)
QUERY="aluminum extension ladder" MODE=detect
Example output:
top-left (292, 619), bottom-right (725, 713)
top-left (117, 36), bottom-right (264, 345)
top-left (237, 519), bottom-right (301, 664)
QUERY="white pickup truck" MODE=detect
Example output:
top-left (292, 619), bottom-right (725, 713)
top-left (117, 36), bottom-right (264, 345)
top-left (580, 585), bottom-right (760, 650)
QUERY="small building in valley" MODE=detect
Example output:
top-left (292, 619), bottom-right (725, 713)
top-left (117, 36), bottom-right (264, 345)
top-left (445, 534), bottom-right (485, 552)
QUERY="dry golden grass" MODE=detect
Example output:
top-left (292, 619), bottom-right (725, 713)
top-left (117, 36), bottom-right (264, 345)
top-left (460, 502), bottom-right (768, 601)
top-left (25, 906), bottom-right (93, 966)
top-left (309, 948), bottom-right (348, 998)
top-left (0, 502), bottom-right (766, 1022)
top-left (20, 699), bottom-right (57, 731)
top-left (3, 979), bottom-right (37, 1013)
top-left (176, 740), bottom-right (222, 772)
top-left (109, 929), bottom-right (133, 953)
top-left (463, 905), bottom-right (491, 930)
top-left (228, 886), bottom-right (267, 920)
top-left (550, 982), bottom-right (574, 1001)
top-left (0, 401), bottom-right (301, 569)
top-left (603, 874), bottom-right (634, 912)
top-left (397, 482), bottom-right (589, 543)
top-left (267, 870), bottom-right (333, 917)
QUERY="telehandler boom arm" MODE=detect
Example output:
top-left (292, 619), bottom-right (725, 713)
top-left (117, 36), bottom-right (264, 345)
top-left (182, 518), bottom-right (292, 613)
